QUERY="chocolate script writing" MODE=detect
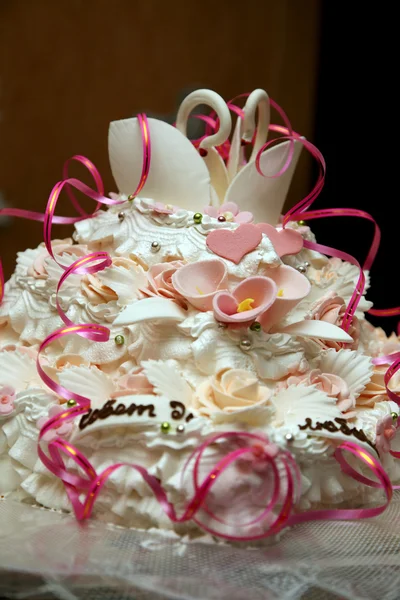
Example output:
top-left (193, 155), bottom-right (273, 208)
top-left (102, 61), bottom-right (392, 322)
top-left (79, 399), bottom-right (194, 431)
top-left (299, 417), bottom-right (377, 452)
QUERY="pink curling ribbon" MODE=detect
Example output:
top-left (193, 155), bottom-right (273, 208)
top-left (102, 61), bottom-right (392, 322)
top-left (0, 155), bottom-right (107, 304)
top-left (254, 101), bottom-right (296, 179)
top-left (128, 113), bottom-right (151, 199)
top-left (369, 306), bottom-right (400, 337)
top-left (290, 441), bottom-right (393, 526)
top-left (288, 206), bottom-right (383, 332)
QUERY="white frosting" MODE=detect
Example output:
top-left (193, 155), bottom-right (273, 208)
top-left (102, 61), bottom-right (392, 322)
top-left (0, 188), bottom-right (398, 537)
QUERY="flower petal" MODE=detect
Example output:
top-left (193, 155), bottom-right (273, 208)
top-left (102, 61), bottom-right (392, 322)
top-left (235, 211), bottom-right (254, 224)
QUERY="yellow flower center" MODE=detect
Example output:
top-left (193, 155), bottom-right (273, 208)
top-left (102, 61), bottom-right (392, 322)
top-left (277, 288), bottom-right (284, 297)
top-left (195, 286), bottom-right (204, 295)
top-left (237, 298), bottom-right (255, 312)
top-left (223, 211), bottom-right (234, 221)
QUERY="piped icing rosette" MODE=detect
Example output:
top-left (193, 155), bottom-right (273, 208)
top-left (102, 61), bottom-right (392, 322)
top-left (0, 87), bottom-right (398, 538)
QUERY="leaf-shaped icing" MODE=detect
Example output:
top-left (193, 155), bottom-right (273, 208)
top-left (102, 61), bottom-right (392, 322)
top-left (279, 320), bottom-right (353, 342)
top-left (114, 297), bottom-right (187, 326)
top-left (317, 348), bottom-right (373, 399)
top-left (58, 366), bottom-right (114, 408)
top-left (271, 384), bottom-right (342, 427)
top-left (97, 263), bottom-right (147, 305)
top-left (0, 351), bottom-right (39, 389)
top-left (141, 359), bottom-right (193, 406)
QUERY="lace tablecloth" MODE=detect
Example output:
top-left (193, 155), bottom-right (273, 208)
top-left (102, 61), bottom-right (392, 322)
top-left (1, 495), bottom-right (400, 600)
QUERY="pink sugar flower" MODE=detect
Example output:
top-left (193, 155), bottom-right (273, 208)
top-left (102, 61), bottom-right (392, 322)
top-left (213, 276), bottom-right (277, 325)
top-left (0, 386), bottom-right (16, 416)
top-left (308, 292), bottom-right (360, 351)
top-left (37, 405), bottom-right (74, 442)
top-left (141, 261), bottom-right (187, 307)
top-left (149, 201), bottom-right (179, 215)
top-left (375, 414), bottom-right (396, 455)
top-left (172, 259), bottom-right (228, 311)
top-left (204, 202), bottom-right (253, 224)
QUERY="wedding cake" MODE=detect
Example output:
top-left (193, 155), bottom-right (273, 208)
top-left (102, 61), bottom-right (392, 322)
top-left (0, 89), bottom-right (399, 540)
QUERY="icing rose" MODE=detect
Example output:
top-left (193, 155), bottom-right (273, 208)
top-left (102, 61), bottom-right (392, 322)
top-left (141, 261), bottom-right (187, 308)
top-left (27, 239), bottom-right (87, 279)
top-left (36, 405), bottom-right (73, 441)
top-left (308, 292), bottom-right (359, 350)
top-left (203, 202), bottom-right (253, 224)
top-left (0, 386), bottom-right (16, 416)
top-left (375, 414), bottom-right (396, 455)
top-left (81, 256), bottom-right (144, 305)
top-left (357, 366), bottom-right (400, 408)
top-left (277, 368), bottom-right (354, 413)
top-left (192, 369), bottom-right (271, 417)
top-left (81, 274), bottom-right (118, 304)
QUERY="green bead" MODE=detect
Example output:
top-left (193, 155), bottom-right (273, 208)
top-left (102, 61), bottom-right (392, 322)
top-left (250, 321), bottom-right (261, 332)
top-left (128, 194), bottom-right (135, 202)
top-left (67, 399), bottom-right (77, 407)
top-left (114, 334), bottom-right (125, 346)
top-left (392, 412), bottom-right (398, 422)
top-left (297, 220), bottom-right (306, 227)
top-left (160, 421), bottom-right (171, 433)
top-left (193, 212), bottom-right (203, 224)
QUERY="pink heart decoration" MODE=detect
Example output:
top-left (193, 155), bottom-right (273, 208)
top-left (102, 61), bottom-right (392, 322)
top-left (256, 223), bottom-right (303, 257)
top-left (206, 224), bottom-right (262, 264)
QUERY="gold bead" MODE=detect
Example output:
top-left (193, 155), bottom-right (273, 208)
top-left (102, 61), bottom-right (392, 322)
top-left (114, 334), bottom-right (125, 345)
top-left (392, 412), bottom-right (398, 422)
top-left (193, 212), bottom-right (203, 224)
top-left (128, 194), bottom-right (135, 202)
top-left (297, 220), bottom-right (306, 226)
top-left (240, 339), bottom-right (252, 351)
top-left (250, 322), bottom-right (261, 332)
top-left (67, 399), bottom-right (77, 408)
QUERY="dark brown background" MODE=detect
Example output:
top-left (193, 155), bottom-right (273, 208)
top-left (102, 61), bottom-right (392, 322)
top-left (0, 0), bottom-right (321, 279)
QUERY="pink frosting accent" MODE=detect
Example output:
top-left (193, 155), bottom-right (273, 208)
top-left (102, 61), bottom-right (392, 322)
top-left (113, 372), bottom-right (155, 397)
top-left (141, 261), bottom-right (187, 308)
top-left (27, 240), bottom-right (87, 279)
top-left (308, 292), bottom-right (360, 350)
top-left (171, 259), bottom-right (228, 311)
top-left (277, 369), bottom-right (355, 415)
top-left (213, 276), bottom-right (277, 325)
top-left (376, 414), bottom-right (396, 455)
top-left (257, 223), bottom-right (303, 257)
top-left (0, 385), bottom-right (16, 415)
top-left (0, 344), bottom-right (38, 359)
top-left (37, 405), bottom-right (73, 441)
top-left (148, 201), bottom-right (178, 215)
top-left (206, 224), bottom-right (262, 264)
top-left (204, 202), bottom-right (253, 224)
top-left (259, 265), bottom-right (311, 331)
